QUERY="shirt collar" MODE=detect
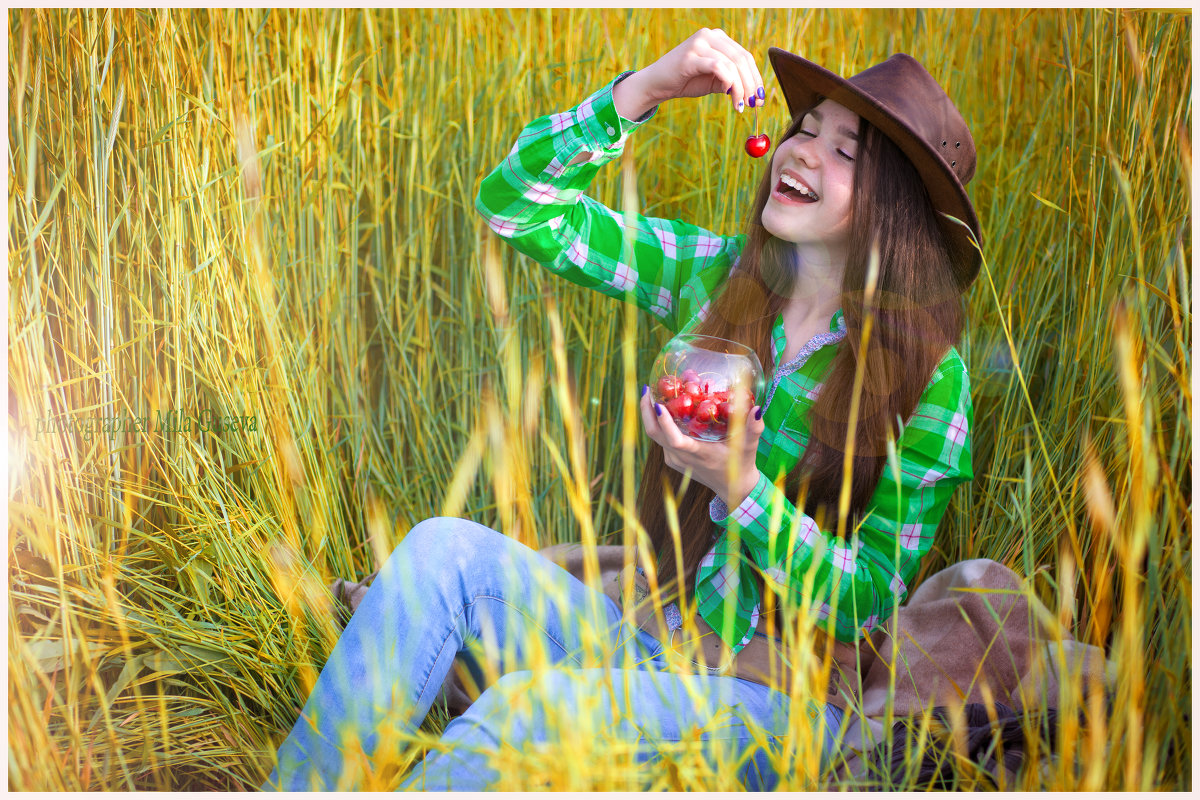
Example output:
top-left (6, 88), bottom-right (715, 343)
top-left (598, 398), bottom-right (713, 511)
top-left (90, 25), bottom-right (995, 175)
top-left (770, 309), bottom-right (845, 364)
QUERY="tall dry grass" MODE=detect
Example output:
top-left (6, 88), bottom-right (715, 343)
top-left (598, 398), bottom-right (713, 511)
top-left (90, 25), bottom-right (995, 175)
top-left (7, 8), bottom-right (1190, 790)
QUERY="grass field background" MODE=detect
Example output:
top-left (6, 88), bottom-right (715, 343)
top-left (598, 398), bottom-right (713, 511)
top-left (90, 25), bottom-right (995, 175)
top-left (7, 8), bottom-right (1191, 790)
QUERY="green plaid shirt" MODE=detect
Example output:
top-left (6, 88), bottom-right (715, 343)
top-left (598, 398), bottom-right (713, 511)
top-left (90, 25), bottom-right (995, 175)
top-left (476, 75), bottom-right (974, 649)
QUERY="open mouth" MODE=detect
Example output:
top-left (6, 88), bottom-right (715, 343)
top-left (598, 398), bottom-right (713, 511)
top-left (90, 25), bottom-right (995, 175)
top-left (776, 173), bottom-right (819, 203)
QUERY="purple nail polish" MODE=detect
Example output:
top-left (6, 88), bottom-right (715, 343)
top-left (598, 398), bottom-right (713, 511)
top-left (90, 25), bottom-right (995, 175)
top-left (748, 95), bottom-right (757, 108)
top-left (642, 384), bottom-right (649, 397)
top-left (655, 404), bottom-right (663, 416)
top-left (757, 86), bottom-right (765, 99)
top-left (754, 406), bottom-right (763, 421)
top-left (726, 87), bottom-right (732, 95)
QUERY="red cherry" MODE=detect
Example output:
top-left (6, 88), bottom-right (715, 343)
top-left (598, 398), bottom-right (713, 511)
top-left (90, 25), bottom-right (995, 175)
top-left (745, 133), bottom-right (770, 158)
top-left (656, 374), bottom-right (681, 400)
top-left (716, 401), bottom-right (732, 421)
top-left (695, 399), bottom-right (720, 424)
top-left (681, 368), bottom-right (701, 384)
top-left (682, 381), bottom-right (703, 401)
top-left (665, 394), bottom-right (694, 419)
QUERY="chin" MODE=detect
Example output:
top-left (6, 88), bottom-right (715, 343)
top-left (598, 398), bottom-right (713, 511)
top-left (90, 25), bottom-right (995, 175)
top-left (759, 205), bottom-right (789, 241)
top-left (760, 219), bottom-right (805, 247)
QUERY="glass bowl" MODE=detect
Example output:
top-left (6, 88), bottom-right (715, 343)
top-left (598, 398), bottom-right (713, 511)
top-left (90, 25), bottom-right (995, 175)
top-left (649, 334), bottom-right (765, 442)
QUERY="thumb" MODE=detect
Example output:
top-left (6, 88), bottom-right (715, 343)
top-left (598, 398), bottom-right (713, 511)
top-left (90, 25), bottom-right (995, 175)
top-left (751, 405), bottom-right (766, 432)
top-left (745, 405), bottom-right (767, 446)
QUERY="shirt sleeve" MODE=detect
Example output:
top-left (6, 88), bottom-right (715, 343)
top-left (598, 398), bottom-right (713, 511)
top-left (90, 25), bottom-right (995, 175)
top-left (474, 74), bottom-right (745, 333)
top-left (712, 351), bottom-right (974, 643)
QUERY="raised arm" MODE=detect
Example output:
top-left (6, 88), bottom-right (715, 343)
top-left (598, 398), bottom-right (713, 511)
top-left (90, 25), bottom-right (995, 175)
top-left (475, 30), bottom-right (768, 332)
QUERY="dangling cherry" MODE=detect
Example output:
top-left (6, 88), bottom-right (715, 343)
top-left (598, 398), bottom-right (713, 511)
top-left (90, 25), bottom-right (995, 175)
top-left (745, 133), bottom-right (770, 157)
top-left (745, 105), bottom-right (769, 158)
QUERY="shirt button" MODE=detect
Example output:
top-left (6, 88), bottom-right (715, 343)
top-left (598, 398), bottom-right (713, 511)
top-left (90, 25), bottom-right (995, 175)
top-left (606, 125), bottom-right (616, 136)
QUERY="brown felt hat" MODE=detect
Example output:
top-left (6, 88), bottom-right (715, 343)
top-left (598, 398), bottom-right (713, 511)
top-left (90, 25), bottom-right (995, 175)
top-left (769, 48), bottom-right (982, 288)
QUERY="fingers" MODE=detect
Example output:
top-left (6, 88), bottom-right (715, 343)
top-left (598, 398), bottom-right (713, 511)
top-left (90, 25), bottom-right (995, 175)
top-left (718, 403), bottom-right (764, 456)
top-left (640, 389), bottom-right (690, 471)
top-left (690, 54), bottom-right (744, 101)
top-left (639, 387), bottom-right (693, 453)
top-left (747, 404), bottom-right (766, 439)
top-left (744, 405), bottom-right (766, 458)
top-left (638, 387), bottom-right (663, 443)
top-left (652, 28), bottom-right (767, 112)
top-left (640, 385), bottom-right (765, 501)
top-left (702, 28), bottom-right (766, 112)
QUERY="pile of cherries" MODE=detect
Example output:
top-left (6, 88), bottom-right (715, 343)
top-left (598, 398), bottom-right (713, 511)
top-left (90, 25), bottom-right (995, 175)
top-left (654, 369), bottom-right (755, 440)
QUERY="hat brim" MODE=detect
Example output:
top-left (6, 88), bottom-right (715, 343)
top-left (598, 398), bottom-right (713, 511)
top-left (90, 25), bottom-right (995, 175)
top-left (768, 48), bottom-right (982, 286)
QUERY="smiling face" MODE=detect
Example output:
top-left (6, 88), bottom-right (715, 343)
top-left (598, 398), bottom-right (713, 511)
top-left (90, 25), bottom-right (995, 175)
top-left (760, 99), bottom-right (861, 265)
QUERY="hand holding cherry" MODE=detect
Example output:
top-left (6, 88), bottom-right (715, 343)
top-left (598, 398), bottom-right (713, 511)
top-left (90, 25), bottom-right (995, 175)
top-left (611, 28), bottom-right (766, 124)
top-left (610, 31), bottom-right (770, 158)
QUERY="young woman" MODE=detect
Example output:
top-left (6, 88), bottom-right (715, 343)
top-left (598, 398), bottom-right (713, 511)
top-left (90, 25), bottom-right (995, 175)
top-left (263, 29), bottom-right (978, 791)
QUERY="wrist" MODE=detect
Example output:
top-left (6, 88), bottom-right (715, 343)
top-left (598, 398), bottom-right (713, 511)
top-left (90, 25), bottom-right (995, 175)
top-left (613, 69), bottom-right (661, 121)
top-left (725, 470), bottom-right (761, 511)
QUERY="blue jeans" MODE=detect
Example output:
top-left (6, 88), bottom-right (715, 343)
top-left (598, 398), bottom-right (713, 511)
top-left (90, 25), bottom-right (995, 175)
top-left (261, 517), bottom-right (843, 791)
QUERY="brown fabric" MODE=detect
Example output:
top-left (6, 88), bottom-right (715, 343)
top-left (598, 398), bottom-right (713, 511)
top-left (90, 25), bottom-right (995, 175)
top-left (329, 571), bottom-right (378, 622)
top-left (831, 560), bottom-right (1113, 783)
top-left (328, 551), bottom-right (1110, 723)
top-left (717, 558), bottom-right (1112, 716)
top-left (857, 558), bottom-right (1109, 715)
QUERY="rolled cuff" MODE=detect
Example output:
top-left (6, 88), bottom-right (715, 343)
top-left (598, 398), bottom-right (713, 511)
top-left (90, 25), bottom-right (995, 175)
top-left (575, 72), bottom-right (657, 153)
top-left (710, 471), bottom-right (772, 530)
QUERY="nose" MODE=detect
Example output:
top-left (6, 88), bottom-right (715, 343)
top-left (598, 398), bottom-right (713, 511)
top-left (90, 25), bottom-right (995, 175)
top-left (782, 132), bottom-right (821, 169)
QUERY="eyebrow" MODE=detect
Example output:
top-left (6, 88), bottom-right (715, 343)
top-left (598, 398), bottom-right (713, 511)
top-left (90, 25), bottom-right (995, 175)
top-left (806, 108), bottom-right (859, 142)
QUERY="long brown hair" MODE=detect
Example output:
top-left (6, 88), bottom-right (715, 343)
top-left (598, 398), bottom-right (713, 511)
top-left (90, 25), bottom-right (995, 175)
top-left (637, 109), bottom-right (966, 600)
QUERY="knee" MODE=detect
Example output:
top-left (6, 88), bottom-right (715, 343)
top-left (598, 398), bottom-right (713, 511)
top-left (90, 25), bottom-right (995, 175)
top-left (377, 517), bottom-right (523, 595)
top-left (394, 517), bottom-right (501, 565)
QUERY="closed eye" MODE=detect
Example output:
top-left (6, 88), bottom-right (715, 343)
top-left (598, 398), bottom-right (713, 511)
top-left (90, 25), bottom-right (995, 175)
top-left (837, 149), bottom-right (855, 162)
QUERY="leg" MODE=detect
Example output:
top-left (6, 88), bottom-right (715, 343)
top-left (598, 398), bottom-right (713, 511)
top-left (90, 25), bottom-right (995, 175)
top-left (401, 666), bottom-right (844, 791)
top-left (262, 518), bottom-right (643, 791)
